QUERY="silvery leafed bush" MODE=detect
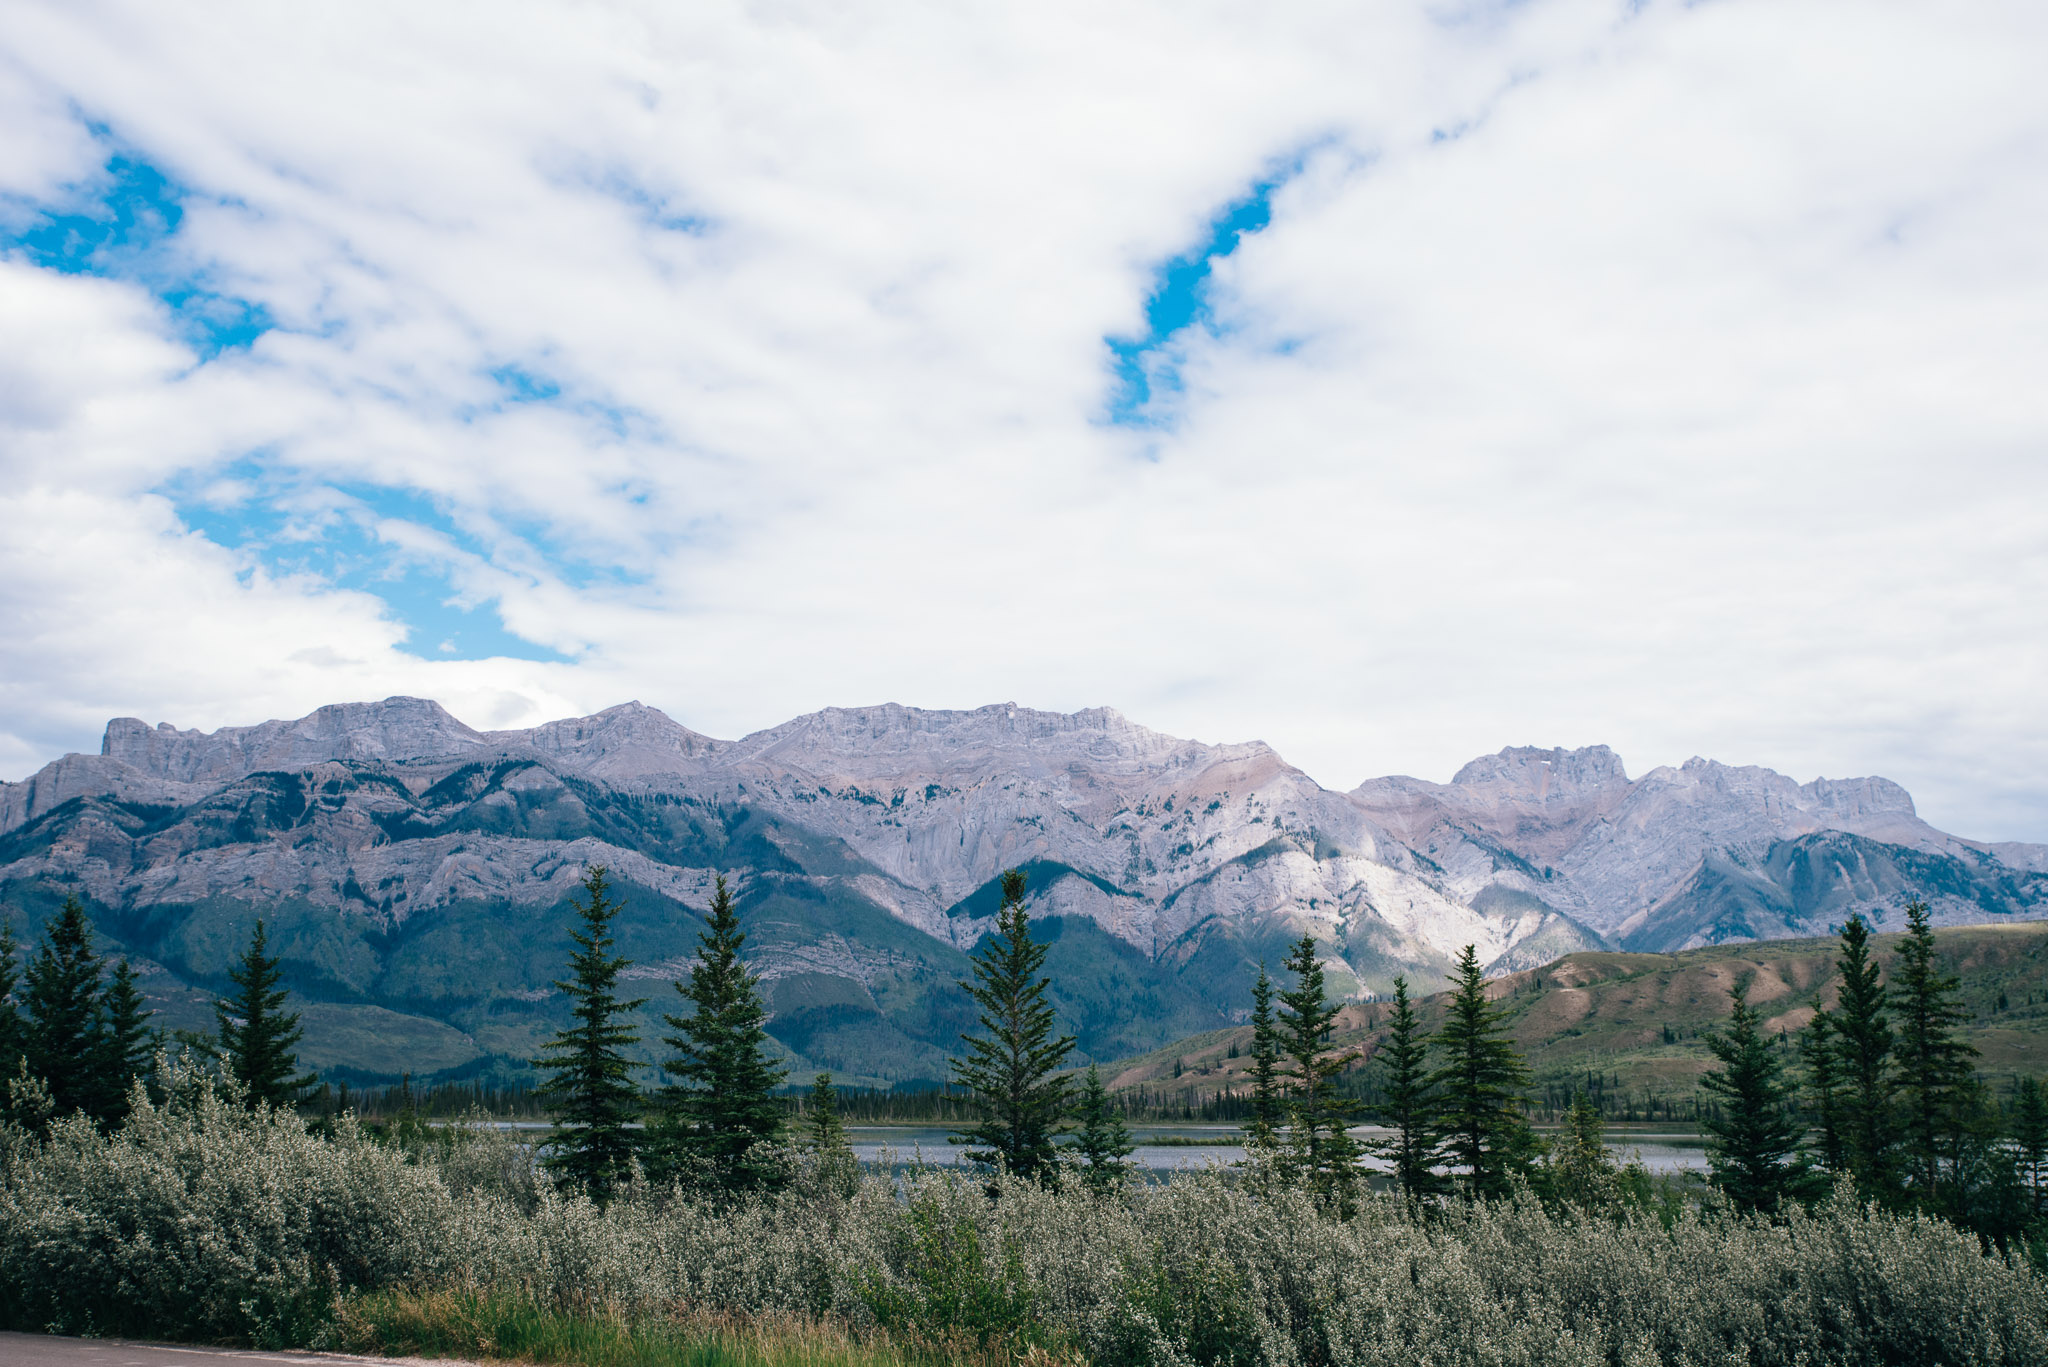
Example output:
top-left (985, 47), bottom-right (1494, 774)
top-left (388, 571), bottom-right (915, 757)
top-left (1, 1068), bottom-right (2043, 1364)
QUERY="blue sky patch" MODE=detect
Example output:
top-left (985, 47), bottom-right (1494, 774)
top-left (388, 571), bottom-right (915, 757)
top-left (4, 144), bottom-right (274, 360)
top-left (171, 467), bottom-right (573, 663)
top-left (1104, 162), bottom-right (1300, 426)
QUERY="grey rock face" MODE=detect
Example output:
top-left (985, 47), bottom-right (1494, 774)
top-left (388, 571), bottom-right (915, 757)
top-left (5, 700), bottom-right (2043, 990)
top-left (1347, 745), bottom-right (2048, 949)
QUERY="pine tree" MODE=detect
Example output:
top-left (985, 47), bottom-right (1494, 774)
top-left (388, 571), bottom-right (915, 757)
top-left (533, 866), bottom-right (647, 1200)
top-left (653, 873), bottom-right (786, 1193)
top-left (805, 1072), bottom-right (858, 1196)
top-left (1801, 1010), bottom-right (1846, 1173)
top-left (88, 960), bottom-right (155, 1126)
top-left (216, 920), bottom-right (315, 1110)
top-left (807, 1072), bottom-right (847, 1152)
top-left (1428, 943), bottom-right (1534, 1200)
top-left (1278, 935), bottom-right (1362, 1206)
top-left (1245, 962), bottom-right (1283, 1150)
top-left (1370, 975), bottom-right (1447, 1203)
top-left (1892, 899), bottom-right (1976, 1209)
top-left (2010, 1077), bottom-right (2048, 1219)
top-left (1546, 1090), bottom-right (1617, 1209)
top-left (1831, 914), bottom-right (1897, 1197)
top-left (0, 921), bottom-right (21, 1081)
top-left (950, 869), bottom-right (1075, 1183)
top-left (22, 896), bottom-right (105, 1117)
top-left (1700, 977), bottom-right (1809, 1213)
top-left (1069, 1062), bottom-right (1134, 1195)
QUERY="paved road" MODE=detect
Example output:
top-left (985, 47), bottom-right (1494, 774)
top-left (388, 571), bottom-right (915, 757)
top-left (0, 1333), bottom-right (475, 1367)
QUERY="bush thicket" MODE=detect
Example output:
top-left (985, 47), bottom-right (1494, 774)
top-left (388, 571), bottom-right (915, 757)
top-left (2, 1056), bottom-right (2043, 1365)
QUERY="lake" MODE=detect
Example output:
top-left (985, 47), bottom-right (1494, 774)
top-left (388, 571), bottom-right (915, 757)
top-left (848, 1125), bottom-right (1711, 1175)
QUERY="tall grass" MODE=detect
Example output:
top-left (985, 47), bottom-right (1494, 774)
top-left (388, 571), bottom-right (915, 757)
top-left (335, 1288), bottom-right (965, 1367)
top-left (2, 1060), bottom-right (2044, 1366)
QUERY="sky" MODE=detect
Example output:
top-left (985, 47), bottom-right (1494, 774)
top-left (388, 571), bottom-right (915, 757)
top-left (1, 0), bottom-right (2045, 841)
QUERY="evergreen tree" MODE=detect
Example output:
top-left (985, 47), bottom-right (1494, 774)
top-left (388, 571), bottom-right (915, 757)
top-left (88, 960), bottom-right (155, 1126)
top-left (1545, 1090), bottom-right (1618, 1209)
top-left (1278, 935), bottom-right (1362, 1206)
top-left (533, 866), bottom-right (647, 1201)
top-left (653, 873), bottom-right (786, 1193)
top-left (1700, 977), bottom-right (1809, 1213)
top-left (1892, 899), bottom-right (1976, 1208)
top-left (1245, 962), bottom-right (1283, 1150)
top-left (1069, 1062), bottom-right (1134, 1195)
top-left (1801, 1010), bottom-right (1846, 1173)
top-left (950, 869), bottom-right (1074, 1183)
top-left (22, 896), bottom-right (104, 1117)
top-left (1831, 914), bottom-right (1897, 1196)
top-left (1370, 975), bottom-right (1446, 1203)
top-left (805, 1072), bottom-right (858, 1197)
top-left (1428, 943), bottom-right (1534, 1200)
top-left (2010, 1077), bottom-right (2047, 1219)
top-left (807, 1071), bottom-right (848, 1152)
top-left (216, 920), bottom-right (315, 1110)
top-left (0, 921), bottom-right (21, 1080)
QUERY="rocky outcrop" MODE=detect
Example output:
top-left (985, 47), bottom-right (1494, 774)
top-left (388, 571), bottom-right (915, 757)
top-left (1348, 745), bottom-right (2048, 950)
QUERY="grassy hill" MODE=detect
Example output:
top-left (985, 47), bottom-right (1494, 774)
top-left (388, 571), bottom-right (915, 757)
top-left (1105, 921), bottom-right (2048, 1120)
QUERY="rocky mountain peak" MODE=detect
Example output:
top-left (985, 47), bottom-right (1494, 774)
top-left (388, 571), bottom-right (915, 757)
top-left (1448, 745), bottom-right (1632, 801)
top-left (724, 701), bottom-right (1221, 781)
top-left (101, 696), bottom-right (488, 784)
top-left (498, 701), bottom-right (726, 779)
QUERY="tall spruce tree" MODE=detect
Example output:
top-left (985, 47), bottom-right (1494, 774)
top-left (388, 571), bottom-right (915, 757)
top-left (533, 866), bottom-right (647, 1200)
top-left (653, 873), bottom-right (786, 1193)
top-left (23, 896), bottom-right (105, 1117)
top-left (1892, 900), bottom-right (1976, 1208)
top-left (805, 1072), bottom-right (858, 1196)
top-left (88, 960), bottom-right (155, 1126)
top-left (1245, 962), bottom-right (1283, 1150)
top-left (1370, 976), bottom-right (1447, 1202)
top-left (0, 921), bottom-right (21, 1080)
top-left (1278, 935), bottom-right (1362, 1206)
top-left (1428, 943), bottom-right (1534, 1200)
top-left (1700, 977), bottom-right (1809, 1213)
top-left (806, 1072), bottom-right (849, 1152)
top-left (1831, 914), bottom-right (1898, 1197)
top-left (216, 920), bottom-right (315, 1110)
top-left (1545, 1090), bottom-right (1618, 1209)
top-left (1070, 1062), bottom-right (1135, 1195)
top-left (2011, 1077), bottom-right (2048, 1218)
top-left (950, 869), bottom-right (1074, 1183)
top-left (1801, 1010), bottom-right (1846, 1174)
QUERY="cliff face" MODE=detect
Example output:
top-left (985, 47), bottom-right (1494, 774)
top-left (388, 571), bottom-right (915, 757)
top-left (1347, 745), bottom-right (2045, 947)
top-left (2, 700), bottom-right (2040, 1086)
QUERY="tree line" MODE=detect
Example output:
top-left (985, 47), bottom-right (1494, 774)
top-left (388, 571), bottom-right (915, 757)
top-left (1344, 899), bottom-right (2048, 1241)
top-left (11, 866), bottom-right (2043, 1249)
top-left (529, 864), bottom-right (1137, 1200)
top-left (527, 862), bottom-right (2048, 1244)
top-left (0, 898), bottom-right (315, 1130)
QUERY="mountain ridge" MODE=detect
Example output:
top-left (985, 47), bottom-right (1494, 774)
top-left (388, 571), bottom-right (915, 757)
top-left (2, 697), bottom-right (2043, 1088)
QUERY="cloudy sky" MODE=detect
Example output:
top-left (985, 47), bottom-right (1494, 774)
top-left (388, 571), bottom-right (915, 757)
top-left (2, 1), bottom-right (2044, 840)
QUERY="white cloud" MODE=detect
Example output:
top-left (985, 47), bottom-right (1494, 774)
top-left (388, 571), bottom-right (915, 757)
top-left (0, 0), bottom-right (2044, 840)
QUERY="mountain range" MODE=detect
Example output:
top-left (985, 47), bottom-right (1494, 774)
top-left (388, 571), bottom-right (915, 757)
top-left (2, 697), bottom-right (2042, 1087)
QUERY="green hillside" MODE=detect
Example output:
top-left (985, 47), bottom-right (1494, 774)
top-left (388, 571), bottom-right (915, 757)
top-left (0, 866), bottom-right (1225, 1090)
top-left (1106, 921), bottom-right (2048, 1116)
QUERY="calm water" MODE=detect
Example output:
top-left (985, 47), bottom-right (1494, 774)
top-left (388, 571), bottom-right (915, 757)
top-left (849, 1126), bottom-right (1711, 1175)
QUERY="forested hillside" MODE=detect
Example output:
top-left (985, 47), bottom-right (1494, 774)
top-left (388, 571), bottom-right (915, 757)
top-left (1110, 922), bottom-right (2048, 1116)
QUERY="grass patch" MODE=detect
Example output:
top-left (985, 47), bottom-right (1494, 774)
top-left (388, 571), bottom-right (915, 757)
top-left (334, 1287), bottom-right (1043, 1367)
top-left (1140, 1133), bottom-right (1241, 1147)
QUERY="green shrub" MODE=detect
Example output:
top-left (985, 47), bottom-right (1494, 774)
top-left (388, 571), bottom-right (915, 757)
top-left (0, 1076), bottom-right (2043, 1365)
top-left (856, 1191), bottom-right (1045, 1353)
